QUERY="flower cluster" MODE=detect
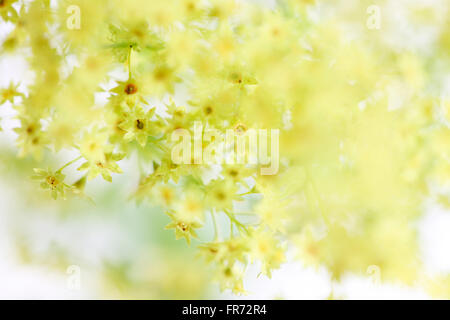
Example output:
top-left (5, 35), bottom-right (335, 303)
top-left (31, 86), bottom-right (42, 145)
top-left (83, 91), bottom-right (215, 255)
top-left (1, 0), bottom-right (450, 296)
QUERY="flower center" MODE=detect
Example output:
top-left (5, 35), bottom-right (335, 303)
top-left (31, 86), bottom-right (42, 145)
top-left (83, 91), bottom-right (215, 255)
top-left (186, 2), bottom-right (195, 11)
top-left (230, 72), bottom-right (242, 84)
top-left (154, 66), bottom-right (170, 81)
top-left (136, 119), bottom-right (145, 130)
top-left (178, 222), bottom-right (189, 232)
top-left (204, 106), bottom-right (213, 115)
top-left (229, 169), bottom-right (238, 177)
top-left (46, 176), bottom-right (58, 187)
top-left (224, 267), bottom-right (233, 277)
top-left (234, 123), bottom-right (247, 135)
top-left (124, 83), bottom-right (138, 95)
top-left (26, 125), bottom-right (35, 134)
top-left (216, 191), bottom-right (226, 201)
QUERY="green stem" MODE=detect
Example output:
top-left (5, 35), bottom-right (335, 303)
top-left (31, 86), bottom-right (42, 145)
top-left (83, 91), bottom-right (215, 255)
top-left (57, 156), bottom-right (83, 173)
top-left (230, 219), bottom-right (234, 238)
top-left (127, 45), bottom-right (133, 79)
top-left (224, 210), bottom-right (248, 235)
top-left (238, 190), bottom-right (256, 197)
top-left (211, 209), bottom-right (219, 242)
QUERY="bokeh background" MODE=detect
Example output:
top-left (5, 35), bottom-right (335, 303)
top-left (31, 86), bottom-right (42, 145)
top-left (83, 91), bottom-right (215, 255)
top-left (0, 0), bottom-right (449, 299)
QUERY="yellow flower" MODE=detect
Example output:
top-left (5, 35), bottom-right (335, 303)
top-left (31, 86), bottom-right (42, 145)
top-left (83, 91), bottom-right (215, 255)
top-left (173, 191), bottom-right (205, 223)
top-left (141, 63), bottom-right (180, 98)
top-left (214, 264), bottom-right (246, 295)
top-left (165, 211), bottom-right (202, 245)
top-left (205, 179), bottom-right (239, 211)
top-left (118, 105), bottom-right (156, 147)
top-left (207, 0), bottom-right (238, 21)
top-left (107, 22), bottom-right (164, 61)
top-left (14, 115), bottom-right (47, 160)
top-left (255, 195), bottom-right (289, 233)
top-left (0, 0), bottom-right (19, 22)
top-left (248, 227), bottom-right (285, 278)
top-left (32, 168), bottom-right (70, 200)
top-left (46, 113), bottom-right (78, 151)
top-left (77, 152), bottom-right (124, 182)
top-left (0, 82), bottom-right (23, 105)
top-left (199, 238), bottom-right (249, 266)
top-left (79, 129), bottom-right (110, 164)
top-left (110, 76), bottom-right (150, 106)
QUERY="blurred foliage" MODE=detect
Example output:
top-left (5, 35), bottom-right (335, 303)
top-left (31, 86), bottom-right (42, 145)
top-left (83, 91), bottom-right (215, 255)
top-left (0, 0), bottom-right (449, 298)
